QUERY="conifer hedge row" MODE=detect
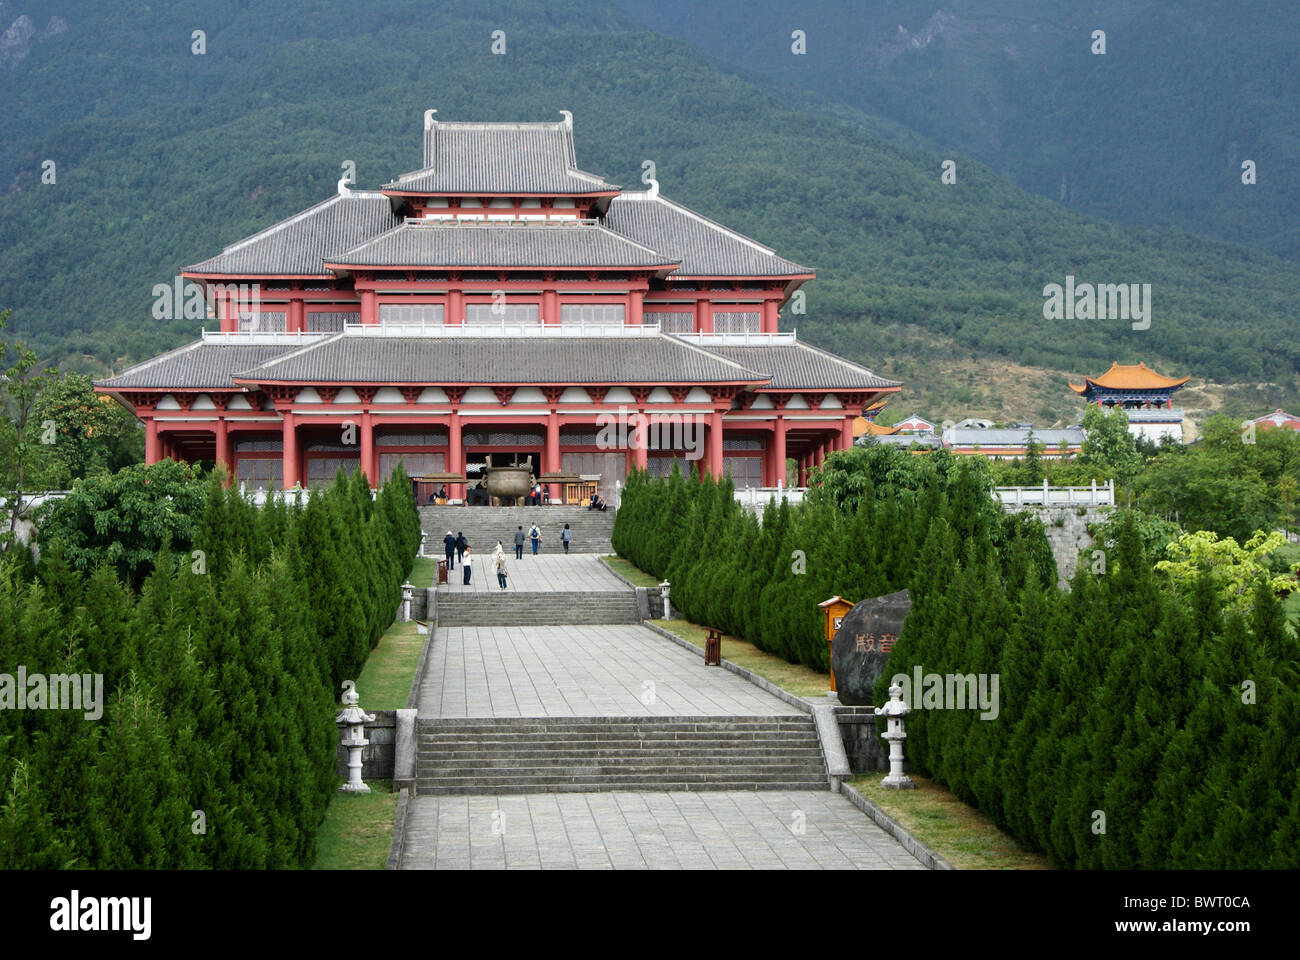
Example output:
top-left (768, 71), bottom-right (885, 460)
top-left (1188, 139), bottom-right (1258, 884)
top-left (0, 464), bottom-right (421, 868)
top-left (612, 447), bottom-right (1300, 867)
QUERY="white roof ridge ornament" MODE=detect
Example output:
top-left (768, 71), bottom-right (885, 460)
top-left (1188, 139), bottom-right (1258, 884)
top-left (424, 108), bottom-right (437, 130)
top-left (559, 110), bottom-right (573, 130)
top-left (337, 176), bottom-right (351, 197)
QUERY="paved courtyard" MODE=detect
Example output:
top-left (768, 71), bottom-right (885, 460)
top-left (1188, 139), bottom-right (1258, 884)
top-left (418, 624), bottom-right (803, 718)
top-left (398, 790), bottom-right (924, 870)
top-left (437, 553), bottom-right (628, 593)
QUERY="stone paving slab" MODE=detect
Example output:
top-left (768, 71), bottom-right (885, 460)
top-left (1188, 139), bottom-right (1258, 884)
top-left (437, 554), bottom-right (628, 593)
top-left (419, 624), bottom-right (802, 718)
top-left (398, 790), bottom-right (924, 870)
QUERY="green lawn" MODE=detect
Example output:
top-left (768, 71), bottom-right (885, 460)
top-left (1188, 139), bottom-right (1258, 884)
top-left (312, 782), bottom-right (399, 870)
top-left (409, 557), bottom-right (438, 589)
top-left (354, 620), bottom-right (426, 710)
top-left (849, 774), bottom-right (1053, 870)
top-left (312, 610), bottom-right (430, 869)
top-left (647, 618), bottom-right (831, 700)
top-left (603, 555), bottom-right (662, 589)
top-left (617, 553), bottom-right (1047, 870)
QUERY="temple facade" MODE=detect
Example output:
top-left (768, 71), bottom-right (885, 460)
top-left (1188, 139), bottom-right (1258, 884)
top-left (96, 112), bottom-right (899, 501)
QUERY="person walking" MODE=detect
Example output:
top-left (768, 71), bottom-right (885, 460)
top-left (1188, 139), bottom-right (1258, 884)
top-left (455, 531), bottom-right (468, 566)
top-left (514, 525), bottom-right (525, 560)
top-left (443, 530), bottom-right (456, 571)
top-left (494, 551), bottom-right (508, 590)
top-left (529, 522), bottom-right (541, 555)
top-left (561, 523), bottom-right (572, 554)
top-left (461, 546), bottom-right (472, 585)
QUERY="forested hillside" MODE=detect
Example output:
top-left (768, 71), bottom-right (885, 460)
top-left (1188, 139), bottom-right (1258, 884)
top-left (620, 0), bottom-right (1300, 263)
top-left (1, 0), bottom-right (1297, 423)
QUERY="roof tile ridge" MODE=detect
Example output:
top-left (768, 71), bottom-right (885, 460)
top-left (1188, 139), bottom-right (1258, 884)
top-left (780, 337), bottom-right (900, 385)
top-left (96, 339), bottom-right (206, 385)
top-left (665, 332), bottom-right (770, 381)
top-left (197, 191), bottom-right (384, 262)
top-left (234, 331), bottom-right (345, 377)
top-left (623, 191), bottom-right (784, 258)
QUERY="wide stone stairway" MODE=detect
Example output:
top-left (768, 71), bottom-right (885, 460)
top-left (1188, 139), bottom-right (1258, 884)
top-left (419, 505), bottom-right (615, 555)
top-left (414, 716), bottom-right (826, 795)
top-left (395, 553), bottom-right (923, 869)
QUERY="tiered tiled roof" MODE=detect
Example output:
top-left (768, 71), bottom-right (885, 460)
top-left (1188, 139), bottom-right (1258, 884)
top-left (386, 115), bottom-right (619, 195)
top-left (603, 192), bottom-right (810, 278)
top-left (184, 192), bottom-right (399, 277)
top-left (98, 329), bottom-right (895, 395)
top-left (690, 339), bottom-right (897, 391)
top-left (325, 219), bottom-right (678, 271)
top-left (1069, 362), bottom-right (1190, 394)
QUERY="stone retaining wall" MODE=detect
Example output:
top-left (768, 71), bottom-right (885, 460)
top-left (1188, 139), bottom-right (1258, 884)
top-left (1001, 503), bottom-right (1111, 584)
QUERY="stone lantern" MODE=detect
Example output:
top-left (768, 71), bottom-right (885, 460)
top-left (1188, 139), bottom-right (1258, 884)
top-left (336, 684), bottom-right (376, 794)
top-left (874, 682), bottom-right (915, 790)
top-left (659, 580), bottom-right (673, 620)
top-left (400, 581), bottom-right (414, 622)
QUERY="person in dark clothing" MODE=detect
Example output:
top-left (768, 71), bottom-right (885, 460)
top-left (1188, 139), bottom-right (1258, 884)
top-left (455, 531), bottom-right (468, 566)
top-left (437, 485), bottom-right (447, 500)
top-left (561, 523), bottom-right (572, 554)
top-left (443, 530), bottom-right (456, 570)
top-left (514, 526), bottom-right (525, 560)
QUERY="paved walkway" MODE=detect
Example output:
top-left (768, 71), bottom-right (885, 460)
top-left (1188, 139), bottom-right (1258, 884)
top-left (398, 791), bottom-right (924, 870)
top-left (438, 554), bottom-right (627, 593)
top-left (418, 624), bottom-right (802, 718)
top-left (403, 552), bottom-right (925, 870)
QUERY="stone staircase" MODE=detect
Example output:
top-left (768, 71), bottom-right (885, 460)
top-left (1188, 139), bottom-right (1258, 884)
top-left (419, 505), bottom-right (615, 555)
top-left (436, 590), bottom-right (640, 626)
top-left (414, 716), bottom-right (828, 795)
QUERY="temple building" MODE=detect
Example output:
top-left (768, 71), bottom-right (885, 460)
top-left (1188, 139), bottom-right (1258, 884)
top-left (95, 112), bottom-right (899, 501)
top-left (1251, 409), bottom-right (1300, 433)
top-left (1069, 361), bottom-right (1189, 444)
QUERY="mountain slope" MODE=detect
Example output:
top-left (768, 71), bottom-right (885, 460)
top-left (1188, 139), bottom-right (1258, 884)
top-left (617, 0), bottom-right (1300, 263)
top-left (0, 0), bottom-right (1296, 424)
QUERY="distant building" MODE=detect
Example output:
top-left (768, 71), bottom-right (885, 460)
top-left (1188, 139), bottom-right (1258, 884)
top-left (942, 426), bottom-right (1084, 460)
top-left (893, 415), bottom-right (935, 434)
top-left (954, 417), bottom-right (994, 430)
top-left (1069, 361), bottom-right (1188, 444)
top-left (1252, 409), bottom-right (1300, 432)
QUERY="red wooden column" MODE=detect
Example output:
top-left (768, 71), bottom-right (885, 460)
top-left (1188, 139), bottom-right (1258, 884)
top-left (762, 297), bottom-right (779, 333)
top-left (694, 298), bottom-right (712, 333)
top-left (282, 412), bottom-right (299, 490)
top-left (289, 298), bottom-right (305, 333)
top-left (448, 407), bottom-right (463, 500)
top-left (214, 416), bottom-right (230, 479)
top-left (545, 408), bottom-right (561, 501)
top-left (628, 290), bottom-right (644, 325)
top-left (814, 442), bottom-right (825, 468)
top-left (840, 417), bottom-right (854, 451)
top-left (632, 411), bottom-right (648, 471)
top-left (797, 454), bottom-right (808, 487)
top-left (360, 289), bottom-right (378, 325)
top-left (772, 416), bottom-right (787, 487)
top-left (707, 409), bottom-right (724, 478)
top-left (448, 289), bottom-right (464, 325)
top-left (145, 418), bottom-right (161, 464)
top-left (360, 410), bottom-right (376, 487)
top-left (542, 288), bottom-right (559, 325)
